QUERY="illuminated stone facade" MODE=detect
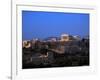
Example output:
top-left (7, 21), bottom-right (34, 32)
top-left (22, 40), bottom-right (31, 48)
top-left (60, 34), bottom-right (70, 41)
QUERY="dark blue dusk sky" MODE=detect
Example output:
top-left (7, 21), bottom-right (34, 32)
top-left (22, 11), bottom-right (89, 40)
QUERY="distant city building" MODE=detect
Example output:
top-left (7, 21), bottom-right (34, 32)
top-left (84, 35), bottom-right (89, 40)
top-left (35, 38), bottom-right (39, 41)
top-left (73, 35), bottom-right (81, 41)
top-left (60, 33), bottom-right (72, 41)
top-left (31, 39), bottom-right (36, 43)
top-left (45, 37), bottom-right (58, 42)
top-left (50, 37), bottom-right (57, 42)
